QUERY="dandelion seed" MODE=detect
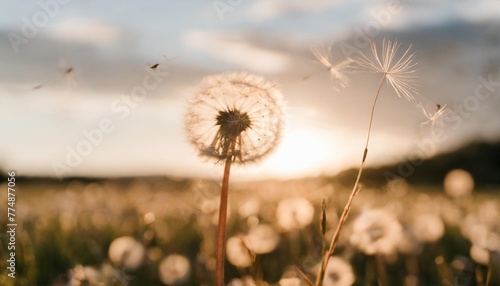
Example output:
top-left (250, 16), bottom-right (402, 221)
top-left (311, 45), bottom-right (353, 90)
top-left (420, 102), bottom-right (448, 127)
top-left (186, 72), bottom-right (284, 164)
top-left (356, 39), bottom-right (418, 100)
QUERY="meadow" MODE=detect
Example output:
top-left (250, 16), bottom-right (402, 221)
top-left (1, 175), bottom-right (498, 285)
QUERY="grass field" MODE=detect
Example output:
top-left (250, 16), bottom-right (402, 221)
top-left (1, 177), bottom-right (499, 285)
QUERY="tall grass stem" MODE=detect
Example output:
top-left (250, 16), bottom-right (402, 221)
top-left (315, 75), bottom-right (386, 285)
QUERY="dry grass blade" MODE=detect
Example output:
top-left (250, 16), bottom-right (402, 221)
top-left (293, 265), bottom-right (314, 286)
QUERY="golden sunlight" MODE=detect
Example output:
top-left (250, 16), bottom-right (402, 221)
top-left (263, 129), bottom-right (332, 177)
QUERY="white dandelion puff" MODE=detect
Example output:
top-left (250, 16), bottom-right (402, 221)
top-left (185, 72), bottom-right (285, 164)
top-left (158, 254), bottom-right (191, 285)
top-left (226, 236), bottom-right (254, 268)
top-left (322, 257), bottom-right (355, 286)
top-left (356, 39), bottom-right (418, 100)
top-left (350, 209), bottom-right (403, 255)
top-left (108, 236), bottom-right (146, 271)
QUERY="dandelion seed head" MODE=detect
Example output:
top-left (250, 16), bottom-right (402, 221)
top-left (350, 209), bottom-right (403, 255)
top-left (322, 257), bottom-right (355, 286)
top-left (245, 224), bottom-right (280, 254)
top-left (69, 265), bottom-right (100, 286)
top-left (186, 72), bottom-right (285, 164)
top-left (444, 169), bottom-right (474, 198)
top-left (276, 197), bottom-right (314, 232)
top-left (356, 39), bottom-right (418, 100)
top-left (411, 213), bottom-right (445, 243)
top-left (108, 236), bottom-right (146, 271)
top-left (158, 254), bottom-right (191, 285)
top-left (226, 236), bottom-right (254, 268)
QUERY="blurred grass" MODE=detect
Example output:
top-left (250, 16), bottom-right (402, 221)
top-left (0, 177), bottom-right (499, 285)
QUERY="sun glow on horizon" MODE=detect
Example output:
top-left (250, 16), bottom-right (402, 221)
top-left (258, 129), bottom-right (336, 178)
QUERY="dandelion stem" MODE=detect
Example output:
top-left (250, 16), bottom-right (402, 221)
top-left (316, 75), bottom-right (386, 286)
top-left (215, 154), bottom-right (232, 286)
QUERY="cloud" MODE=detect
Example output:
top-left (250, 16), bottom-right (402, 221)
top-left (46, 18), bottom-right (121, 45)
top-left (183, 30), bottom-right (291, 73)
top-left (245, 0), bottom-right (338, 21)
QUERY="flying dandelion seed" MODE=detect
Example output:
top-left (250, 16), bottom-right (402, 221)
top-left (311, 45), bottom-right (353, 90)
top-left (33, 60), bottom-right (76, 90)
top-left (186, 72), bottom-right (285, 164)
top-left (419, 102), bottom-right (448, 127)
top-left (356, 39), bottom-right (418, 100)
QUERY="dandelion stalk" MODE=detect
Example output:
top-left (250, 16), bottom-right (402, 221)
top-left (215, 151), bottom-right (233, 286)
top-left (315, 40), bottom-right (417, 285)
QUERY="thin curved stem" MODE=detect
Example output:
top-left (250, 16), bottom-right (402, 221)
top-left (315, 75), bottom-right (386, 286)
top-left (215, 155), bottom-right (233, 286)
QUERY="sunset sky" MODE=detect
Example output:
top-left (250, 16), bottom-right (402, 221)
top-left (1, 0), bottom-right (499, 180)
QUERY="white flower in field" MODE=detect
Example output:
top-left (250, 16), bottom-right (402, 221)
top-left (108, 236), bottom-right (145, 271)
top-left (228, 276), bottom-right (257, 286)
top-left (356, 39), bottom-right (418, 100)
top-left (444, 169), bottom-right (474, 198)
top-left (350, 209), bottom-right (403, 255)
top-left (68, 264), bottom-right (100, 286)
top-left (412, 213), bottom-right (445, 243)
top-left (245, 224), bottom-right (280, 254)
top-left (226, 236), bottom-right (254, 268)
top-left (276, 197), bottom-right (314, 231)
top-left (322, 257), bottom-right (355, 286)
top-left (470, 244), bottom-right (491, 265)
top-left (311, 44), bottom-right (353, 90)
top-left (185, 72), bottom-right (285, 164)
top-left (159, 254), bottom-right (191, 285)
top-left (278, 277), bottom-right (302, 286)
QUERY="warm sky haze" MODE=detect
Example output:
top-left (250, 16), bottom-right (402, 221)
top-left (0, 0), bottom-right (499, 180)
